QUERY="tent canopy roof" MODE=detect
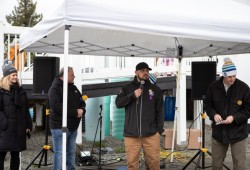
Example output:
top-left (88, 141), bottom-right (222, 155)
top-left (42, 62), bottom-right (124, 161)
top-left (20, 0), bottom-right (250, 58)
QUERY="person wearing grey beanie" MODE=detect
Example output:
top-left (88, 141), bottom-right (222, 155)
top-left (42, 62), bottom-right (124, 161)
top-left (2, 59), bottom-right (17, 77)
top-left (0, 60), bottom-right (32, 170)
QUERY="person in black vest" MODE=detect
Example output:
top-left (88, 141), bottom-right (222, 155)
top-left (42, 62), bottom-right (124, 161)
top-left (116, 62), bottom-right (164, 170)
top-left (0, 60), bottom-right (32, 170)
top-left (205, 58), bottom-right (250, 170)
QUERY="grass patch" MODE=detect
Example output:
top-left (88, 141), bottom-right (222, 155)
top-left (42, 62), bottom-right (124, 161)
top-left (115, 146), bottom-right (126, 153)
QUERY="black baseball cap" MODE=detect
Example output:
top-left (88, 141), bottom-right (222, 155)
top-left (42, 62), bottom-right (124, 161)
top-left (136, 62), bottom-right (152, 71)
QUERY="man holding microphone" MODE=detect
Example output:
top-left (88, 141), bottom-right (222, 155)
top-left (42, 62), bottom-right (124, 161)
top-left (116, 62), bottom-right (164, 170)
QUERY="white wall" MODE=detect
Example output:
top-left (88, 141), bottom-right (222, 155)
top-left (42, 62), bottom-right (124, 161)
top-left (230, 54), bottom-right (250, 86)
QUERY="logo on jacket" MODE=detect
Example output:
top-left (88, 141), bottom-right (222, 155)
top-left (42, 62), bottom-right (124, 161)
top-left (237, 100), bottom-right (242, 106)
top-left (149, 89), bottom-right (154, 100)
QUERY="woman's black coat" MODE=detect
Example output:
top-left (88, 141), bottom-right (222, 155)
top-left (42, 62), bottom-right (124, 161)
top-left (0, 86), bottom-right (32, 151)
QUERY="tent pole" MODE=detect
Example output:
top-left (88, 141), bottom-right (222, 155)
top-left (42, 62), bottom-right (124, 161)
top-left (62, 25), bottom-right (70, 170)
top-left (75, 55), bottom-right (83, 144)
top-left (176, 48), bottom-right (186, 146)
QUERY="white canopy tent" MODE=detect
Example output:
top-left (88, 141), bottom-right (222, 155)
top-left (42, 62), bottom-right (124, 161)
top-left (20, 0), bottom-right (250, 56)
top-left (20, 0), bottom-right (250, 168)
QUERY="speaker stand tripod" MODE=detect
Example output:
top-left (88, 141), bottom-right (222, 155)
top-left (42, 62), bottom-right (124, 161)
top-left (182, 111), bottom-right (230, 170)
top-left (25, 108), bottom-right (54, 170)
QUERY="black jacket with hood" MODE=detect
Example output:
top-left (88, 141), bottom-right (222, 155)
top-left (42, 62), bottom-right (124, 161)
top-left (205, 77), bottom-right (250, 144)
top-left (48, 77), bottom-right (86, 130)
top-left (0, 85), bottom-right (32, 151)
top-left (116, 76), bottom-right (164, 137)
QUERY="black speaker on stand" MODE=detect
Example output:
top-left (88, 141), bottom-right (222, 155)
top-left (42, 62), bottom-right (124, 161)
top-left (33, 57), bottom-right (60, 94)
top-left (191, 61), bottom-right (216, 100)
top-left (29, 57), bottom-right (59, 168)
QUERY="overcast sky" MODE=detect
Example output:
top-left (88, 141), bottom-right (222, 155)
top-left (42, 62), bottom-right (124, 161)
top-left (0, 0), bottom-right (64, 24)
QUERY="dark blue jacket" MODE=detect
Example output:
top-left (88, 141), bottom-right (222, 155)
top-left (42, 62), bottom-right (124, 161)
top-left (205, 77), bottom-right (250, 144)
top-left (116, 77), bottom-right (164, 137)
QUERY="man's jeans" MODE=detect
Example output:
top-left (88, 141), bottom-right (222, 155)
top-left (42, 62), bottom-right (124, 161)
top-left (51, 129), bottom-right (77, 170)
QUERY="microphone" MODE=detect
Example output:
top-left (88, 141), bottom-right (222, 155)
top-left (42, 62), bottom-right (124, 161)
top-left (137, 80), bottom-right (145, 104)
top-left (80, 95), bottom-right (88, 102)
top-left (139, 80), bottom-right (145, 89)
